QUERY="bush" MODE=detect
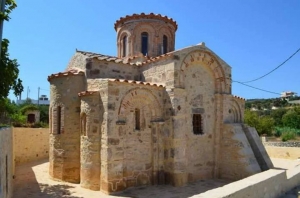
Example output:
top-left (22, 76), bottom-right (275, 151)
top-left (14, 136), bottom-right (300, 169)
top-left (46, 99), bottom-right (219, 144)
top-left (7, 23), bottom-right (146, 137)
top-left (10, 113), bottom-right (26, 126)
top-left (281, 131), bottom-right (296, 142)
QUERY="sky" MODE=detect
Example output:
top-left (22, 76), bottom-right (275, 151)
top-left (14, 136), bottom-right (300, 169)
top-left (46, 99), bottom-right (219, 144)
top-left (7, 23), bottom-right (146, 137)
top-left (3, 0), bottom-right (300, 101)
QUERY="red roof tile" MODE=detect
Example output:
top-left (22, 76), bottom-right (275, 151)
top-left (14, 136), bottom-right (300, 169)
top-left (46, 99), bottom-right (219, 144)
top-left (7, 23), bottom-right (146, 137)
top-left (47, 69), bottom-right (84, 81)
top-left (108, 78), bottom-right (165, 88)
top-left (233, 95), bottom-right (246, 101)
top-left (114, 13), bottom-right (178, 31)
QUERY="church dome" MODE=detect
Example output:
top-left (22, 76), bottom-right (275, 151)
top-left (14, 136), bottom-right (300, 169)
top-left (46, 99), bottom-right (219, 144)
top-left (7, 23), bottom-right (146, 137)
top-left (115, 13), bottom-right (177, 58)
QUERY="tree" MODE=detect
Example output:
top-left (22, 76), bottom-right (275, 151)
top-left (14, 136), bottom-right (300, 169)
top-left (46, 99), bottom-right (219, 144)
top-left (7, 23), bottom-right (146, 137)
top-left (270, 108), bottom-right (287, 127)
top-left (0, 0), bottom-right (23, 103)
top-left (244, 110), bottom-right (275, 136)
top-left (282, 109), bottom-right (300, 129)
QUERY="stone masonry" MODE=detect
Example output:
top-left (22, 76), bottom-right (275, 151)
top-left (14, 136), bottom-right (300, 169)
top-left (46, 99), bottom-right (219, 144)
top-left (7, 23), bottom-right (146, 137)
top-left (47, 13), bottom-right (273, 194)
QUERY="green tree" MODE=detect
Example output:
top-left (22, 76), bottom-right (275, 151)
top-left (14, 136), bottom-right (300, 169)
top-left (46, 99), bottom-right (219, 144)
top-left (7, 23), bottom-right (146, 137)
top-left (0, 0), bottom-right (23, 103)
top-left (256, 116), bottom-right (275, 136)
top-left (282, 109), bottom-right (300, 129)
top-left (270, 108), bottom-right (287, 127)
top-left (244, 110), bottom-right (259, 129)
top-left (244, 110), bottom-right (275, 136)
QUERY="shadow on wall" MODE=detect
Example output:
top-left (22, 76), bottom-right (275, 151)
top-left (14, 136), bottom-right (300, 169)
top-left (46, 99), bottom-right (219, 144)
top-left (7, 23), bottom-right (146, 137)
top-left (13, 159), bottom-right (83, 198)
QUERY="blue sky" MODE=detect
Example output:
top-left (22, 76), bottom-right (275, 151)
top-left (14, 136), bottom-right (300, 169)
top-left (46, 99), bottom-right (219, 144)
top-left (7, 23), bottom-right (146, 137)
top-left (4, 0), bottom-right (300, 100)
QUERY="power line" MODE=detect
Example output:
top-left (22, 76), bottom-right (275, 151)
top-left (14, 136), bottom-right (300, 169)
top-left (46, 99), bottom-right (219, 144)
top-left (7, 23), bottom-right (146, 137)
top-left (232, 80), bottom-right (281, 95)
top-left (238, 47), bottom-right (300, 83)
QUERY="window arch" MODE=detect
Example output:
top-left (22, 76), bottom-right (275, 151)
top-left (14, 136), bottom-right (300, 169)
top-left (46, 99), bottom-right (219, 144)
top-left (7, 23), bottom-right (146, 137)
top-left (135, 108), bottom-right (140, 130)
top-left (122, 35), bottom-right (127, 57)
top-left (163, 35), bottom-right (168, 54)
top-left (141, 32), bottom-right (148, 56)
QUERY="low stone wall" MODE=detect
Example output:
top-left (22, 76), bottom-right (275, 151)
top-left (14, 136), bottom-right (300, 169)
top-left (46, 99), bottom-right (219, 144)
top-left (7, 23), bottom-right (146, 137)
top-left (193, 166), bottom-right (300, 198)
top-left (13, 127), bottom-right (49, 166)
top-left (0, 127), bottom-right (13, 198)
top-left (264, 141), bottom-right (300, 147)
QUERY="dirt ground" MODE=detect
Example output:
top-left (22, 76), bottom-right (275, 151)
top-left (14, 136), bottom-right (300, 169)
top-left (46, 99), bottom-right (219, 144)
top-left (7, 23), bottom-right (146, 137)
top-left (12, 158), bottom-right (300, 198)
top-left (12, 159), bottom-right (230, 198)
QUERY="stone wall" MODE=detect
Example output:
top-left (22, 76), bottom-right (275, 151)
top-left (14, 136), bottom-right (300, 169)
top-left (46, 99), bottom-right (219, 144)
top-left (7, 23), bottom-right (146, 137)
top-left (219, 124), bottom-right (261, 180)
top-left (13, 127), bottom-right (49, 165)
top-left (193, 165), bottom-right (300, 198)
top-left (0, 127), bottom-right (13, 198)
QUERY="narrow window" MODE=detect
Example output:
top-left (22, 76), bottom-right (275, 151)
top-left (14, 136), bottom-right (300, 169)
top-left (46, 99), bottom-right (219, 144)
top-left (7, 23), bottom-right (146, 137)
top-left (193, 114), bottom-right (203, 135)
top-left (163, 35), bottom-right (168, 54)
top-left (141, 32), bottom-right (148, 56)
top-left (81, 113), bottom-right (87, 136)
top-left (135, 108), bottom-right (140, 130)
top-left (122, 35), bottom-right (127, 57)
top-left (57, 106), bottom-right (61, 134)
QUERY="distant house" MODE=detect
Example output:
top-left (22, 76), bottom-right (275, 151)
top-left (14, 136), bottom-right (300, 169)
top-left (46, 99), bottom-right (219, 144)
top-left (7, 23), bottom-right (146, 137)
top-left (281, 91), bottom-right (297, 100)
top-left (16, 95), bottom-right (50, 105)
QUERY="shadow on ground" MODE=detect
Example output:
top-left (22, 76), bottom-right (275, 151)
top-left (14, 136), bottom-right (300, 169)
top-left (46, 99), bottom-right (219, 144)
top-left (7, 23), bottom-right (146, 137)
top-left (13, 159), bottom-right (83, 198)
top-left (38, 184), bottom-right (83, 198)
top-left (13, 159), bottom-right (231, 198)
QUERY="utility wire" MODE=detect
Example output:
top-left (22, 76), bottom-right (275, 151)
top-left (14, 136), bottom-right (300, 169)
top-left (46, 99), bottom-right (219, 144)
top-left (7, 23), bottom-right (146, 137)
top-left (238, 47), bottom-right (300, 83)
top-left (232, 80), bottom-right (281, 95)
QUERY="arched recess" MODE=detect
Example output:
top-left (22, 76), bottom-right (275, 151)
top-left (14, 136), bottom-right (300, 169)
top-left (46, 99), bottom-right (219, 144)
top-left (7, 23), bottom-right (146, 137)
top-left (117, 87), bottom-right (163, 123)
top-left (132, 23), bottom-right (156, 56)
top-left (158, 26), bottom-right (174, 54)
top-left (117, 30), bottom-right (131, 57)
top-left (180, 50), bottom-right (227, 94)
top-left (230, 99), bottom-right (242, 123)
top-left (117, 87), bottom-right (163, 188)
top-left (50, 102), bottom-right (65, 134)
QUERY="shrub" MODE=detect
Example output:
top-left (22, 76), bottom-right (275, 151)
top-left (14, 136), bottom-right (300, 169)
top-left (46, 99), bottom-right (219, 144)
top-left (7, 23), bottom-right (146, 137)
top-left (10, 113), bottom-right (26, 126)
top-left (281, 131), bottom-right (296, 142)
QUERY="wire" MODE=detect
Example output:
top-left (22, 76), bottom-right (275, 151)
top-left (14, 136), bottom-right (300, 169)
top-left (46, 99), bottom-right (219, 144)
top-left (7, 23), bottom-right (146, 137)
top-left (233, 80), bottom-right (281, 95)
top-left (238, 47), bottom-right (300, 83)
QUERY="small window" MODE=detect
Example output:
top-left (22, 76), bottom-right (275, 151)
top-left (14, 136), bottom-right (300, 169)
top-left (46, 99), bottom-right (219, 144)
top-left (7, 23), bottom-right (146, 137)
top-left (163, 35), bottom-right (168, 54)
top-left (81, 113), bottom-right (87, 136)
top-left (57, 106), bottom-right (61, 134)
top-left (141, 32), bottom-right (148, 56)
top-left (122, 35), bottom-right (127, 57)
top-left (135, 108), bottom-right (140, 130)
top-left (193, 114), bottom-right (203, 135)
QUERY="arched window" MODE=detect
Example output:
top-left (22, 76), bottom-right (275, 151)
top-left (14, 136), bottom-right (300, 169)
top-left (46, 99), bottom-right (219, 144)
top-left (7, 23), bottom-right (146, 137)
top-left (57, 106), bottom-right (61, 134)
top-left (122, 35), bottom-right (127, 57)
top-left (141, 32), bottom-right (148, 56)
top-left (163, 35), bottom-right (168, 54)
top-left (81, 113), bottom-right (87, 136)
top-left (135, 108), bottom-right (140, 130)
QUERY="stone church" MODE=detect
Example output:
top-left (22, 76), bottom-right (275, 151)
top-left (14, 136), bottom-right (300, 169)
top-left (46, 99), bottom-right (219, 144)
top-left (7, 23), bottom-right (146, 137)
top-left (48, 13), bottom-right (273, 194)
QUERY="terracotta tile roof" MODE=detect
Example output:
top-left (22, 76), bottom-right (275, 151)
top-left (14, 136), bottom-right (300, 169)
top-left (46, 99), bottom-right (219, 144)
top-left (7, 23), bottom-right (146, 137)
top-left (47, 69), bottom-right (84, 81)
top-left (114, 13), bottom-right (178, 31)
top-left (108, 78), bottom-right (165, 88)
top-left (140, 52), bottom-right (173, 65)
top-left (76, 50), bottom-right (131, 65)
top-left (233, 95), bottom-right (246, 101)
top-left (78, 91), bottom-right (99, 97)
